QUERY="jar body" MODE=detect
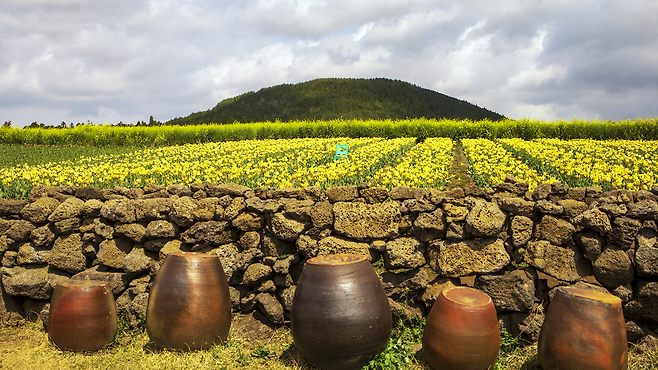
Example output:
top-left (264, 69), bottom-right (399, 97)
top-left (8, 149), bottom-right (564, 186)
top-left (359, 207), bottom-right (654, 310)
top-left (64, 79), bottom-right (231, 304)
top-left (538, 287), bottom-right (628, 370)
top-left (422, 286), bottom-right (500, 370)
top-left (291, 254), bottom-right (392, 370)
top-left (48, 279), bottom-right (117, 352)
top-left (146, 252), bottom-right (232, 350)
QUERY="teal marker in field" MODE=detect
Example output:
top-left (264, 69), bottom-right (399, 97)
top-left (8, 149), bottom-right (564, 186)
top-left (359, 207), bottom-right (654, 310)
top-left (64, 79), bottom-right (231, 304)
top-left (334, 144), bottom-right (348, 160)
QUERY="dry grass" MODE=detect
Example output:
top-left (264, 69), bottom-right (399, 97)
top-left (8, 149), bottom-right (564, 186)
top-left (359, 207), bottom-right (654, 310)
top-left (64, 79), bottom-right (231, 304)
top-left (1, 318), bottom-right (656, 370)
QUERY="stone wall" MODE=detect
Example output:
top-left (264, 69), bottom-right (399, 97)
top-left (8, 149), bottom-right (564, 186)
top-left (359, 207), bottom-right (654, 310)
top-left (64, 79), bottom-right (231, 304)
top-left (1, 180), bottom-right (657, 344)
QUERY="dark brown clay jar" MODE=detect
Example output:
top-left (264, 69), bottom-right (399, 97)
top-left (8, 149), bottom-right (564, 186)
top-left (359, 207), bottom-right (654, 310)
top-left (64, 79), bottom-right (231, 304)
top-left (146, 252), bottom-right (232, 350)
top-left (291, 254), bottom-right (392, 370)
top-left (48, 279), bottom-right (117, 352)
top-left (422, 286), bottom-right (500, 370)
top-left (538, 286), bottom-right (628, 370)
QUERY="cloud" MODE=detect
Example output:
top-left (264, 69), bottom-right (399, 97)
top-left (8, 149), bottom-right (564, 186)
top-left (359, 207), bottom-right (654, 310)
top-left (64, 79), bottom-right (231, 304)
top-left (1, 0), bottom-right (656, 127)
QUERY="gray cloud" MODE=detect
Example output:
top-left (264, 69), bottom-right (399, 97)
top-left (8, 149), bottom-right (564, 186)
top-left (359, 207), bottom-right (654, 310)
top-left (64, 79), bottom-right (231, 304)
top-left (1, 0), bottom-right (656, 127)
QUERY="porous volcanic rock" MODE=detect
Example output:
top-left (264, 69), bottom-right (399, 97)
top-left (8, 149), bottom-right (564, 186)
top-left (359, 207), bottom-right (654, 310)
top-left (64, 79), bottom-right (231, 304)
top-left (428, 238), bottom-right (510, 277)
top-left (333, 201), bottom-right (400, 240)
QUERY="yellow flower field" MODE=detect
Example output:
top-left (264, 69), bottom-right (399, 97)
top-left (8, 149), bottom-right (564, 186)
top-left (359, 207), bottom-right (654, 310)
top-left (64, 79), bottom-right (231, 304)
top-left (462, 138), bottom-right (557, 191)
top-left (499, 138), bottom-right (658, 190)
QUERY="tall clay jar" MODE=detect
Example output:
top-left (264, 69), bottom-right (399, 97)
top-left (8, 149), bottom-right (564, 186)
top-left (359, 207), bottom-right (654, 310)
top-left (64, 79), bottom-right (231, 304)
top-left (146, 252), bottom-right (232, 350)
top-left (48, 279), bottom-right (117, 352)
top-left (291, 254), bottom-right (392, 370)
top-left (538, 287), bottom-right (628, 370)
top-left (422, 286), bottom-right (500, 370)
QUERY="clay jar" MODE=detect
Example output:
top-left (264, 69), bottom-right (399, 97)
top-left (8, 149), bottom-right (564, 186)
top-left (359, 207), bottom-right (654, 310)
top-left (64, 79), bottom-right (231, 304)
top-left (422, 286), bottom-right (500, 370)
top-left (538, 286), bottom-right (628, 370)
top-left (146, 252), bottom-right (232, 350)
top-left (291, 254), bottom-right (392, 370)
top-left (48, 279), bottom-right (117, 352)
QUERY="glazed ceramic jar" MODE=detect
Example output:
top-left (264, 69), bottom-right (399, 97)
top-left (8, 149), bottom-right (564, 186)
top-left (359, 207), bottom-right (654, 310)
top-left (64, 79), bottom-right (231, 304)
top-left (538, 286), bottom-right (628, 370)
top-left (48, 279), bottom-right (117, 352)
top-left (146, 252), bottom-right (232, 350)
top-left (422, 286), bottom-right (500, 370)
top-left (291, 254), bottom-right (392, 370)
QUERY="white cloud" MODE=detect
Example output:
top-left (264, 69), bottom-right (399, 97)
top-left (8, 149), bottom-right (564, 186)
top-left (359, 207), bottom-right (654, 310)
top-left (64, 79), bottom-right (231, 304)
top-left (1, 0), bottom-right (656, 127)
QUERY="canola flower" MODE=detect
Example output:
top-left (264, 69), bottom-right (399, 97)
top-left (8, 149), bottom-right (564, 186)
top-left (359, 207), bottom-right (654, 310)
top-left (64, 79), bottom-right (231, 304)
top-left (461, 138), bottom-right (556, 191)
top-left (0, 137), bottom-right (419, 195)
top-left (370, 138), bottom-right (454, 190)
top-left (499, 138), bottom-right (658, 191)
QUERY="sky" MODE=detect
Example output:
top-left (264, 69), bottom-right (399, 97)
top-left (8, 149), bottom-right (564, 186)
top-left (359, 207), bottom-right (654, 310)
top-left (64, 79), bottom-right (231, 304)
top-left (1, 0), bottom-right (657, 128)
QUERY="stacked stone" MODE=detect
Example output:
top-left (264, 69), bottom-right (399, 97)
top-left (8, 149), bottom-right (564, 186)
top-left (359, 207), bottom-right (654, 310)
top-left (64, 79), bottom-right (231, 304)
top-left (0, 180), bottom-right (657, 347)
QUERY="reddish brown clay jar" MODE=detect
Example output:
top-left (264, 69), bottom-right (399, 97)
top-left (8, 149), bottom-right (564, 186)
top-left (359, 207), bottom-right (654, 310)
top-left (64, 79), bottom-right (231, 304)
top-left (48, 279), bottom-right (117, 352)
top-left (291, 254), bottom-right (392, 370)
top-left (538, 286), bottom-right (628, 370)
top-left (422, 286), bottom-right (500, 370)
top-left (146, 252), bottom-right (232, 350)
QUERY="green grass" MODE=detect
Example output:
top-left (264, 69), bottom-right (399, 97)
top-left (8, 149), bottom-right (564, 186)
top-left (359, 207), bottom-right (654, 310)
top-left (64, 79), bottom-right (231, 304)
top-left (0, 144), bottom-right (139, 169)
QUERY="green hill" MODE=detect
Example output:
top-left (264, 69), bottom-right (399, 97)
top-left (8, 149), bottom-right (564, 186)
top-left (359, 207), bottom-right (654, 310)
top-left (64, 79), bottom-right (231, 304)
top-left (166, 78), bottom-right (505, 124)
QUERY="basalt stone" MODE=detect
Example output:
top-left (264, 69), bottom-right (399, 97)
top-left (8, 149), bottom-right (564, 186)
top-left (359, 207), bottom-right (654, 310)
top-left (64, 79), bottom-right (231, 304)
top-left (53, 217), bottom-right (81, 234)
top-left (572, 208), bottom-right (612, 234)
top-left (389, 186), bottom-right (415, 200)
top-left (442, 203), bottom-right (469, 222)
top-left (534, 215), bottom-right (575, 245)
top-left (168, 196), bottom-right (198, 227)
top-left (380, 268), bottom-right (431, 298)
top-left (232, 212), bottom-right (266, 231)
top-left (262, 231), bottom-right (296, 257)
top-left (194, 197), bottom-right (218, 221)
top-left (278, 285), bottom-right (296, 316)
top-left (316, 235), bottom-right (371, 260)
top-left (532, 183), bottom-right (552, 200)
top-left (269, 213), bottom-right (307, 241)
top-left (598, 203), bottom-right (627, 218)
top-left (534, 200), bottom-right (564, 215)
top-left (627, 200), bottom-right (658, 220)
top-left (1, 265), bottom-right (70, 300)
top-left (158, 240), bottom-right (184, 262)
top-left (93, 218), bottom-right (115, 239)
top-left (360, 187), bottom-right (389, 204)
top-left (0, 199), bottom-right (27, 216)
top-left (7, 220), bottom-right (36, 242)
top-left (19, 197), bottom-right (61, 224)
top-left (623, 280), bottom-right (658, 325)
top-left (47, 197), bottom-right (85, 222)
top-left (47, 233), bottom-right (86, 273)
top-left (97, 238), bottom-right (133, 269)
top-left (637, 228), bottom-right (657, 248)
top-left (592, 245), bottom-right (635, 289)
top-left (418, 279), bottom-right (456, 306)
top-left (114, 223), bottom-right (147, 243)
top-left (242, 263), bottom-right (273, 288)
top-left (145, 220), bottom-right (178, 239)
top-left (180, 220), bottom-right (237, 245)
top-left (16, 242), bottom-right (50, 265)
top-left (384, 237), bottom-right (426, 269)
top-left (205, 183), bottom-right (250, 198)
top-left (636, 245), bottom-right (658, 276)
top-left (498, 197), bottom-right (535, 217)
top-left (573, 229), bottom-right (605, 261)
top-left (224, 197), bottom-right (246, 220)
top-left (256, 292), bottom-right (285, 325)
top-left (166, 184), bottom-right (191, 197)
top-left (411, 208), bottom-right (446, 242)
top-left (608, 217), bottom-right (643, 250)
top-left (465, 200), bottom-right (506, 238)
top-left (295, 234), bottom-right (319, 258)
top-left (428, 238), bottom-right (510, 278)
top-left (510, 215), bottom-right (533, 248)
top-left (325, 186), bottom-right (359, 203)
top-left (30, 224), bottom-right (56, 248)
top-left (282, 199), bottom-right (315, 221)
top-left (558, 199), bottom-right (588, 218)
top-left (133, 198), bottom-right (172, 221)
top-left (122, 246), bottom-right (153, 275)
top-left (144, 238), bottom-right (171, 252)
top-left (333, 201), bottom-right (400, 240)
top-left (238, 231), bottom-right (261, 250)
top-left (304, 186), bottom-right (324, 202)
top-left (524, 240), bottom-right (592, 282)
top-left (475, 270), bottom-right (535, 312)
top-left (401, 199), bottom-right (436, 214)
top-left (101, 199), bottom-right (136, 224)
top-left (72, 265), bottom-right (129, 297)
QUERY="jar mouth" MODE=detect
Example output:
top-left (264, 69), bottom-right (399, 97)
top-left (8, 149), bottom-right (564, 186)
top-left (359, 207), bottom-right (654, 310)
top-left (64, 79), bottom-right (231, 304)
top-left (442, 286), bottom-right (492, 307)
top-left (60, 279), bottom-right (109, 288)
top-left (558, 286), bottom-right (620, 305)
top-left (307, 253), bottom-right (368, 266)
top-left (169, 252), bottom-right (217, 258)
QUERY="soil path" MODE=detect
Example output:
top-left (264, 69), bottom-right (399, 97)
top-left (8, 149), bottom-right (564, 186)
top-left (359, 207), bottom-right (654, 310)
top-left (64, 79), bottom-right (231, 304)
top-left (445, 141), bottom-right (475, 190)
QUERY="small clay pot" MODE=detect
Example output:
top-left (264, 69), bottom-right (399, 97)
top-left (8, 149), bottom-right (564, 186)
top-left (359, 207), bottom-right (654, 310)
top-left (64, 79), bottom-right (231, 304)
top-left (291, 254), bottom-right (392, 370)
top-left (146, 252), bottom-right (232, 350)
top-left (48, 279), bottom-right (117, 352)
top-left (538, 286), bottom-right (628, 370)
top-left (422, 286), bottom-right (500, 370)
